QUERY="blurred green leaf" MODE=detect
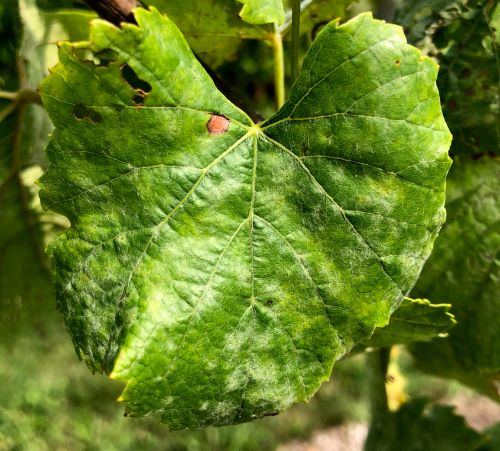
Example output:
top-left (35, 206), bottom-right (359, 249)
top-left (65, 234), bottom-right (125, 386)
top-left (411, 157), bottom-right (500, 400)
top-left (238, 0), bottom-right (285, 25)
top-left (0, 0), bottom-right (78, 345)
top-left (288, 0), bottom-right (356, 36)
top-left (361, 298), bottom-right (456, 349)
top-left (395, 0), bottom-right (500, 156)
top-left (143, 0), bottom-right (273, 68)
top-left (478, 422), bottom-right (500, 450)
top-left (365, 397), bottom-right (487, 451)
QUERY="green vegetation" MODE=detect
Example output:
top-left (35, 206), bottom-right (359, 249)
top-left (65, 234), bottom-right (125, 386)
top-left (1, 0), bottom-right (498, 449)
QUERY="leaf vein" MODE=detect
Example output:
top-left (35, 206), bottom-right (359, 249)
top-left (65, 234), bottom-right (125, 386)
top-left (261, 134), bottom-right (403, 295)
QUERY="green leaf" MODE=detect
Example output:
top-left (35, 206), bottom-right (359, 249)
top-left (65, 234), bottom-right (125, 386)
top-left (40, 9), bottom-right (97, 42)
top-left (0, 167), bottom-right (60, 344)
top-left (395, 0), bottom-right (500, 156)
top-left (39, 9), bottom-right (451, 429)
top-left (238, 0), bottom-right (285, 25)
top-left (288, 0), bottom-right (358, 36)
top-left (143, 0), bottom-right (272, 68)
top-left (365, 398), bottom-right (487, 451)
top-left (360, 298), bottom-right (456, 349)
top-left (411, 157), bottom-right (500, 400)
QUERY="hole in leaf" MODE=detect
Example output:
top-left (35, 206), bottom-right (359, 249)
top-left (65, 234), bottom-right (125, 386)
top-left (89, 110), bottom-right (103, 123)
top-left (94, 49), bottom-right (118, 67)
top-left (121, 64), bottom-right (152, 92)
top-left (74, 48), bottom-right (95, 64)
top-left (133, 94), bottom-right (145, 105)
top-left (73, 103), bottom-right (102, 124)
top-left (73, 103), bottom-right (89, 120)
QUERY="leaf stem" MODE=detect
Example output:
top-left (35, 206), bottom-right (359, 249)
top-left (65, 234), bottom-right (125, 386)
top-left (279, 0), bottom-right (313, 35)
top-left (0, 102), bottom-right (17, 124)
top-left (0, 88), bottom-right (42, 124)
top-left (84, 0), bottom-right (139, 26)
top-left (290, 0), bottom-right (301, 85)
top-left (0, 90), bottom-right (18, 100)
top-left (272, 29), bottom-right (285, 109)
top-left (12, 104), bottom-right (51, 276)
top-left (367, 347), bottom-right (390, 419)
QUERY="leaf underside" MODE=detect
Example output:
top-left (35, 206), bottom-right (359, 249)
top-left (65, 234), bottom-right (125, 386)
top-left (39, 8), bottom-right (451, 429)
top-left (237, 0), bottom-right (285, 25)
top-left (362, 297), bottom-right (456, 349)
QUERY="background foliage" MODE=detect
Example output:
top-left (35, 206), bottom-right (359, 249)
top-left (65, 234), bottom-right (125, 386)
top-left (0, 0), bottom-right (498, 449)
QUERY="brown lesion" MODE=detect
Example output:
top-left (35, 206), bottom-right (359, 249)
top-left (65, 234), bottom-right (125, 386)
top-left (207, 114), bottom-right (230, 135)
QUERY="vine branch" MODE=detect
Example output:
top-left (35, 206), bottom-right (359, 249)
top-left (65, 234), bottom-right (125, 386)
top-left (84, 0), bottom-right (141, 26)
top-left (367, 347), bottom-right (390, 417)
top-left (12, 103), bottom-right (50, 276)
top-left (290, 0), bottom-right (301, 84)
top-left (272, 30), bottom-right (285, 109)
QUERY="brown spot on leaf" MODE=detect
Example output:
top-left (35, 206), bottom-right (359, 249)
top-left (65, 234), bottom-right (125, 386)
top-left (207, 114), bottom-right (230, 135)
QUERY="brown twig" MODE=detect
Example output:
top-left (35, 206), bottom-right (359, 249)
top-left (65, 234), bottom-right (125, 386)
top-left (84, 0), bottom-right (141, 26)
top-left (13, 104), bottom-right (51, 276)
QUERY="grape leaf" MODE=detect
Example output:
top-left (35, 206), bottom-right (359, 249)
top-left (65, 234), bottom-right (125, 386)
top-left (365, 398), bottom-right (487, 451)
top-left (238, 0), bottom-right (285, 25)
top-left (411, 157), bottom-right (500, 401)
top-left (283, 0), bottom-right (359, 36)
top-left (395, 0), bottom-right (500, 156)
top-left (360, 298), bottom-right (456, 349)
top-left (39, 8), bottom-right (451, 429)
